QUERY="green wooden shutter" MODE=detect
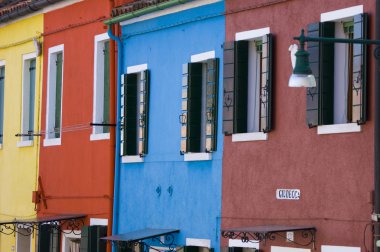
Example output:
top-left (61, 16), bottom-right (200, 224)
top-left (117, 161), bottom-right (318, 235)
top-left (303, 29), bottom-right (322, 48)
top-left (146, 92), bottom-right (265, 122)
top-left (260, 34), bottom-right (273, 132)
top-left (96, 225), bottom-right (108, 252)
top-left (38, 224), bottom-right (51, 252)
top-left (306, 23), bottom-right (321, 127)
top-left (138, 70), bottom-right (150, 155)
top-left (80, 225), bottom-right (107, 252)
top-left (181, 64), bottom-right (189, 154)
top-left (124, 73), bottom-right (138, 156)
top-left (80, 226), bottom-right (90, 252)
top-left (223, 42), bottom-right (235, 135)
top-left (234, 40), bottom-right (249, 133)
top-left (55, 52), bottom-right (63, 138)
top-left (352, 13), bottom-right (368, 124)
top-left (0, 66), bottom-right (4, 144)
top-left (28, 59), bottom-right (36, 140)
top-left (187, 63), bottom-right (203, 153)
top-left (103, 41), bottom-right (110, 133)
top-left (205, 58), bottom-right (219, 152)
top-left (319, 22), bottom-right (335, 125)
top-left (51, 227), bottom-right (61, 252)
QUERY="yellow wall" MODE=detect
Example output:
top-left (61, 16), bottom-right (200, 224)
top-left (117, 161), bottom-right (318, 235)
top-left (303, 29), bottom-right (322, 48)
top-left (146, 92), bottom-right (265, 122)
top-left (0, 14), bottom-right (43, 252)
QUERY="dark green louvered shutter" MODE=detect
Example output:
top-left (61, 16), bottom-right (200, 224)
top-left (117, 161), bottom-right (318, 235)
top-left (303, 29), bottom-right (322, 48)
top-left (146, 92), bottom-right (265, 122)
top-left (0, 66), bottom-right (4, 144)
top-left (55, 52), bottom-right (63, 138)
top-left (123, 73), bottom-right (138, 156)
top-left (234, 40), bottom-right (249, 133)
top-left (80, 225), bottom-right (90, 251)
top-left (184, 246), bottom-right (200, 252)
top-left (138, 70), bottom-right (150, 155)
top-left (260, 34), bottom-right (273, 132)
top-left (351, 13), bottom-right (368, 124)
top-left (80, 225), bottom-right (108, 252)
top-left (103, 41), bottom-right (110, 133)
top-left (205, 58), bottom-right (219, 152)
top-left (229, 248), bottom-right (243, 252)
top-left (223, 42), bottom-right (235, 135)
top-left (51, 227), bottom-right (60, 252)
top-left (38, 224), bottom-right (51, 252)
top-left (306, 23), bottom-right (321, 127)
top-left (28, 59), bottom-right (36, 140)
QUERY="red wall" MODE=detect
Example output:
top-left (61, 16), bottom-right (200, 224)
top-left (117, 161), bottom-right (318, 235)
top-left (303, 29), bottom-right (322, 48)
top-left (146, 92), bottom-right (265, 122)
top-left (39, 0), bottom-right (113, 221)
top-left (223, 0), bottom-right (375, 251)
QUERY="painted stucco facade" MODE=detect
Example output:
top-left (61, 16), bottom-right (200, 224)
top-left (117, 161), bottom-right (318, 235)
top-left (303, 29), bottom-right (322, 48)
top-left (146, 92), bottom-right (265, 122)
top-left (222, 1), bottom-right (376, 252)
top-left (0, 14), bottom-right (43, 252)
top-left (114, 0), bottom-right (225, 250)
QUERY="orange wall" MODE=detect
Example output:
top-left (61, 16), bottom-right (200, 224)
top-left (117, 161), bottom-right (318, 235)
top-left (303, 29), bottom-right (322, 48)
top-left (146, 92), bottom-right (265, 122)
top-left (39, 0), bottom-right (113, 221)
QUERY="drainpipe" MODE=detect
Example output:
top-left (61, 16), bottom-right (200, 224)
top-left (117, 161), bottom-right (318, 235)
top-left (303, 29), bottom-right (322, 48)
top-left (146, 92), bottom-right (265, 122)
top-left (375, 1), bottom-right (380, 251)
top-left (107, 23), bottom-right (123, 239)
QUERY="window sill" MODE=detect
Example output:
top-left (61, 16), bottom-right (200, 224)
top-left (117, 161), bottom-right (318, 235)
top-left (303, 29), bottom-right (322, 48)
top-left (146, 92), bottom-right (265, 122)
top-left (122, 155), bottom-right (144, 163)
top-left (90, 133), bottom-right (110, 141)
top-left (184, 152), bottom-right (212, 162)
top-left (232, 132), bottom-right (268, 142)
top-left (16, 140), bottom-right (33, 148)
top-left (43, 138), bottom-right (61, 147)
top-left (317, 123), bottom-right (361, 135)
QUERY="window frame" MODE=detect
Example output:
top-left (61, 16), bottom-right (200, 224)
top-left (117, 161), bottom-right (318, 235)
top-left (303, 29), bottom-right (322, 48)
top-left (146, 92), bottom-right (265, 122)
top-left (91, 33), bottom-right (111, 141)
top-left (231, 27), bottom-right (271, 142)
top-left (0, 60), bottom-right (5, 149)
top-left (18, 52), bottom-right (37, 147)
top-left (44, 44), bottom-right (64, 147)
top-left (121, 63), bottom-right (148, 163)
top-left (316, 5), bottom-right (364, 135)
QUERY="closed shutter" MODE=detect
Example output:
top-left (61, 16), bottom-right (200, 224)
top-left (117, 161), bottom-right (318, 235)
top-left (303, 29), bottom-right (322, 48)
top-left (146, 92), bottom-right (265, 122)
top-left (96, 225), bottom-right (107, 252)
top-left (260, 34), bottom-right (273, 132)
top-left (205, 58), bottom-right (219, 152)
top-left (186, 63), bottom-right (203, 153)
top-left (306, 23), bottom-right (321, 127)
top-left (124, 73), bottom-right (138, 156)
top-left (38, 224), bottom-right (52, 252)
top-left (51, 227), bottom-right (61, 252)
top-left (138, 70), bottom-right (150, 155)
top-left (0, 66), bottom-right (4, 144)
top-left (29, 59), bottom-right (36, 140)
top-left (223, 42), bottom-right (235, 135)
top-left (80, 225), bottom-right (90, 252)
top-left (55, 52), bottom-right (63, 138)
top-left (80, 225), bottom-right (107, 252)
top-left (351, 13), bottom-right (368, 124)
top-left (103, 41), bottom-right (110, 133)
top-left (234, 40), bottom-right (249, 133)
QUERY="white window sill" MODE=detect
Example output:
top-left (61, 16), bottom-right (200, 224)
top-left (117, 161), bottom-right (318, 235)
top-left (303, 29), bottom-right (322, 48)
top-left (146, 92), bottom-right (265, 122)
top-left (43, 138), bottom-right (61, 147)
top-left (90, 133), bottom-right (110, 141)
top-left (317, 123), bottom-right (361, 135)
top-left (122, 155), bottom-right (144, 163)
top-left (16, 140), bottom-right (33, 148)
top-left (232, 132), bottom-right (268, 142)
top-left (184, 152), bottom-right (212, 162)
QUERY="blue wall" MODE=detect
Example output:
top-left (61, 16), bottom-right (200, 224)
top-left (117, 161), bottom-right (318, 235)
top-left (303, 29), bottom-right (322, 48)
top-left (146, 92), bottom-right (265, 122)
top-left (116, 1), bottom-right (225, 250)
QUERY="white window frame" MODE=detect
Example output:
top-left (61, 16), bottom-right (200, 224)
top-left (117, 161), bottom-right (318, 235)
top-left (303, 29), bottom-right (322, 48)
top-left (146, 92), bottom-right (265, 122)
top-left (184, 51), bottom-right (216, 162)
top-left (16, 226), bottom-right (32, 252)
top-left (18, 52), bottom-right (37, 147)
top-left (231, 27), bottom-right (270, 142)
top-left (91, 33), bottom-right (111, 141)
top-left (121, 63), bottom-right (148, 163)
top-left (62, 230), bottom-right (81, 252)
top-left (317, 5), bottom-right (363, 135)
top-left (0, 60), bottom-right (5, 150)
top-left (44, 44), bottom-right (64, 147)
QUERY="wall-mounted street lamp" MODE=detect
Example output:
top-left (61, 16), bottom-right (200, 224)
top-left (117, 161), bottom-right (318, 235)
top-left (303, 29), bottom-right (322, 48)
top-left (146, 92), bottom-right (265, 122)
top-left (288, 29), bottom-right (380, 87)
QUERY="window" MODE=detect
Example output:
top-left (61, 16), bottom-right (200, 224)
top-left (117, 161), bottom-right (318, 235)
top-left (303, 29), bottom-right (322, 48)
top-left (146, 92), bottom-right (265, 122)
top-left (91, 33), bottom-right (110, 140)
top-left (38, 224), bottom-right (60, 252)
top-left (180, 51), bottom-right (219, 156)
top-left (306, 6), bottom-right (367, 133)
top-left (222, 28), bottom-right (273, 141)
top-left (20, 53), bottom-right (37, 144)
top-left (0, 62), bottom-right (5, 146)
top-left (121, 64), bottom-right (150, 161)
top-left (44, 45), bottom-right (64, 146)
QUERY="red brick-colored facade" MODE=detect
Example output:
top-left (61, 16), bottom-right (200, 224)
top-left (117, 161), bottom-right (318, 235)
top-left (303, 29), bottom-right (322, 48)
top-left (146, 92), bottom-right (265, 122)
top-left (222, 0), bottom-right (375, 251)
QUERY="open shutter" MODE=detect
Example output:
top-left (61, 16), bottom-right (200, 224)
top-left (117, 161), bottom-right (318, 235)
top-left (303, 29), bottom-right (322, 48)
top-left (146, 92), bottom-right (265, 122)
top-left (96, 225), bottom-right (108, 252)
top-left (51, 227), bottom-right (61, 252)
top-left (38, 224), bottom-right (51, 252)
top-left (29, 59), bottom-right (36, 139)
top-left (260, 34), bottom-right (273, 132)
top-left (0, 66), bottom-right (5, 144)
top-left (124, 73), bottom-right (138, 156)
top-left (80, 225), bottom-right (107, 252)
top-left (80, 226), bottom-right (90, 252)
top-left (186, 63), bottom-right (203, 153)
top-left (120, 74), bottom-right (126, 156)
top-left (306, 23), bottom-right (321, 127)
top-left (55, 52), bottom-right (63, 138)
top-left (352, 13), bottom-right (368, 124)
top-left (103, 41), bottom-right (110, 133)
top-left (234, 40), bottom-right (249, 133)
top-left (181, 64), bottom-right (189, 154)
top-left (223, 42), bottom-right (235, 135)
top-left (138, 70), bottom-right (150, 155)
top-left (205, 58), bottom-right (219, 152)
